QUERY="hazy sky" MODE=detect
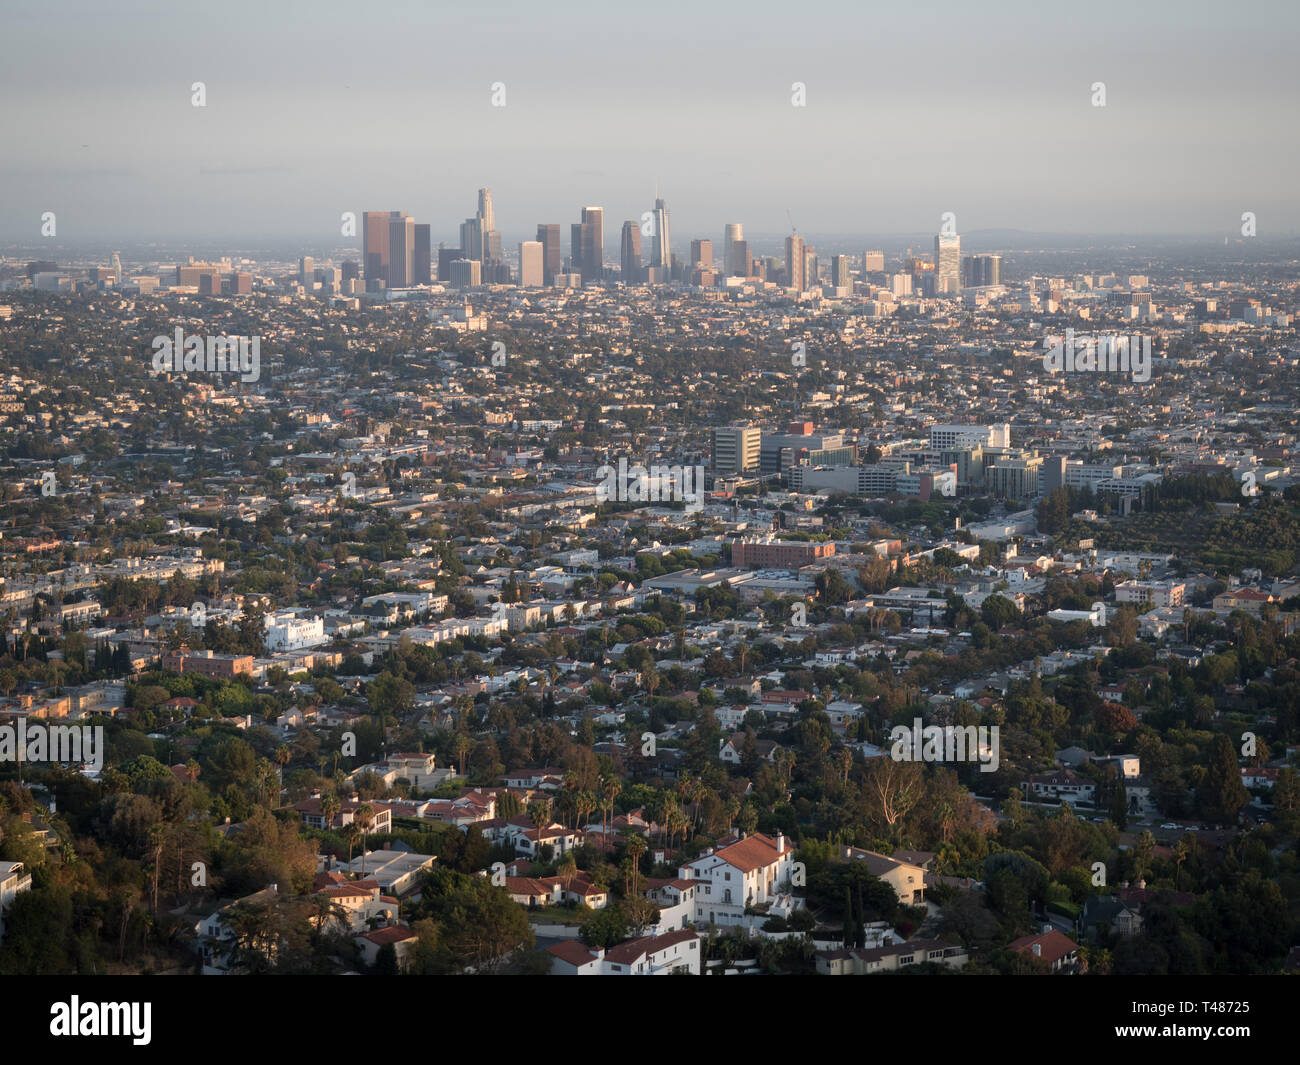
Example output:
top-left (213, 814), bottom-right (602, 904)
top-left (2, 0), bottom-right (1297, 246)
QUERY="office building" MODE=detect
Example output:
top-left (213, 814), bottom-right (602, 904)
top-left (712, 425), bottom-right (761, 474)
top-left (620, 221), bottom-right (642, 283)
top-left (690, 239), bottom-right (713, 271)
top-left (649, 197), bottom-right (670, 277)
top-left (967, 253), bottom-right (1002, 287)
top-left (388, 211), bottom-right (414, 287)
top-left (362, 211), bottom-right (390, 285)
top-left (537, 224), bottom-right (562, 285)
top-left (724, 223), bottom-right (744, 275)
top-left (298, 256), bottom-right (314, 285)
top-left (934, 232), bottom-right (961, 294)
top-left (518, 241), bottom-right (544, 287)
top-left (929, 423), bottom-right (1011, 451)
top-left (460, 216), bottom-right (484, 264)
top-left (732, 536), bottom-right (835, 568)
top-left (831, 255), bottom-right (852, 289)
top-left (785, 235), bottom-right (806, 292)
top-left (581, 206), bottom-right (603, 282)
top-left (413, 224), bottom-right (432, 284)
top-left (449, 259), bottom-right (482, 288)
top-left (863, 249), bottom-right (885, 273)
top-left (437, 246), bottom-right (460, 283)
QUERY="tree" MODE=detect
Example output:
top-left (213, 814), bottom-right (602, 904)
top-left (625, 834), bottom-right (647, 896)
top-left (861, 757), bottom-right (924, 841)
top-left (355, 804), bottom-right (375, 875)
top-left (527, 797), bottom-right (553, 858)
top-left (1197, 734), bottom-right (1250, 825)
top-left (1110, 778), bottom-right (1129, 831)
top-left (411, 868), bottom-right (534, 972)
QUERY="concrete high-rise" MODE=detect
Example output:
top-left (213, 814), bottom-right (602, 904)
top-left (580, 206), bottom-right (603, 282)
top-left (362, 211), bottom-right (390, 285)
top-left (724, 223), bottom-right (744, 275)
top-left (934, 232), bottom-right (961, 294)
top-left (518, 241), bottom-right (544, 287)
top-left (832, 254), bottom-right (852, 289)
top-left (387, 211), bottom-right (414, 287)
top-left (414, 224), bottom-right (432, 284)
top-left (730, 240), bottom-right (749, 278)
top-left (712, 425), bottom-right (762, 475)
top-left (460, 217), bottom-right (484, 264)
top-left (968, 253), bottom-right (1001, 287)
top-left (477, 188), bottom-right (494, 232)
top-left (536, 224), bottom-right (561, 285)
top-left (690, 239), bottom-right (713, 270)
top-left (785, 234), bottom-right (806, 292)
top-left (863, 250), bottom-right (885, 273)
top-left (620, 221), bottom-right (642, 283)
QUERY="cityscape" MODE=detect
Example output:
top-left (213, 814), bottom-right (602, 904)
top-left (0, 0), bottom-right (1297, 1035)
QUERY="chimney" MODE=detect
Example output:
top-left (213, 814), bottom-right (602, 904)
top-left (775, 831), bottom-right (785, 853)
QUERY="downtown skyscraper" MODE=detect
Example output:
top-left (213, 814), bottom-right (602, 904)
top-left (620, 220), bottom-right (642, 283)
top-left (935, 231), bottom-right (961, 294)
top-left (724, 222), bottom-right (745, 276)
top-left (572, 206), bottom-right (603, 284)
top-left (785, 234), bottom-right (806, 292)
top-left (649, 196), bottom-right (670, 280)
top-left (536, 224), bottom-right (561, 285)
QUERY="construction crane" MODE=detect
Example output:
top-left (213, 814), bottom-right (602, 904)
top-left (786, 209), bottom-right (797, 236)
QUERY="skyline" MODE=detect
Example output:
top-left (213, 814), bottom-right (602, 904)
top-left (3, 0), bottom-right (1299, 242)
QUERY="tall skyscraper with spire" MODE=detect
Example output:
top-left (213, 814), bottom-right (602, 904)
top-left (650, 195), bottom-right (670, 279)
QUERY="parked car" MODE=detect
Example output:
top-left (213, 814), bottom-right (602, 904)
top-left (1160, 822), bottom-right (1178, 829)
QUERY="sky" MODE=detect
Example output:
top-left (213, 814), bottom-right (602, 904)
top-left (2, 0), bottom-right (1298, 247)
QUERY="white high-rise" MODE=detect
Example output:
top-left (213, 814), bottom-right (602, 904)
top-left (724, 223), bottom-right (744, 275)
top-left (518, 241), bottom-right (544, 287)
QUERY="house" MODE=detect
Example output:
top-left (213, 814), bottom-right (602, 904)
top-left (481, 816), bottom-right (580, 858)
top-left (643, 878), bottom-right (699, 931)
top-left (718, 732), bottom-right (779, 765)
top-left (816, 938), bottom-right (968, 975)
top-left (842, 847), bottom-right (928, 905)
top-left (680, 831), bottom-right (797, 926)
top-left (292, 796), bottom-right (393, 834)
top-left (311, 873), bottom-right (394, 932)
top-left (1078, 893), bottom-right (1144, 940)
top-left (546, 928), bottom-right (701, 975)
top-left (0, 860), bottom-right (33, 941)
top-left (195, 884), bottom-right (280, 973)
top-left (1009, 928), bottom-right (1082, 973)
top-left (506, 877), bottom-right (564, 908)
top-left (1024, 769), bottom-right (1096, 805)
top-left (339, 850), bottom-right (435, 895)
top-left (503, 767), bottom-right (566, 789)
top-left (1242, 766), bottom-right (1279, 789)
top-left (354, 924), bottom-right (419, 969)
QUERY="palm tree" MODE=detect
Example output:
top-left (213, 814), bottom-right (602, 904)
top-left (625, 835), bottom-right (647, 896)
top-left (321, 792), bottom-right (341, 831)
top-left (603, 776), bottom-right (621, 852)
top-left (344, 821), bottom-right (361, 866)
top-left (355, 804), bottom-right (375, 876)
top-left (527, 797), bottom-right (553, 859)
